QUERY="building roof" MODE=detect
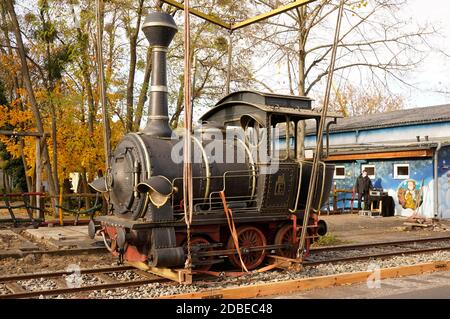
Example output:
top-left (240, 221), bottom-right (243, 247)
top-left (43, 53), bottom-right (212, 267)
top-left (305, 139), bottom-right (450, 161)
top-left (306, 104), bottom-right (450, 134)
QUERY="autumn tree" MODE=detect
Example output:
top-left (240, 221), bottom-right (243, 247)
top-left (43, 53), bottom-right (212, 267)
top-left (0, 0), bottom-right (124, 205)
top-left (327, 83), bottom-right (405, 116)
top-left (4, 0), bottom-right (59, 212)
top-left (241, 0), bottom-right (435, 156)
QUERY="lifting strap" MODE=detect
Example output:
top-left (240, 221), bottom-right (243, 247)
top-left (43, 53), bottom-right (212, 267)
top-left (219, 191), bottom-right (248, 272)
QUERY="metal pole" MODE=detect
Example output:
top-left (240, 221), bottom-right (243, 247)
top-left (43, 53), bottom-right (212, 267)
top-left (36, 137), bottom-right (42, 220)
top-left (297, 0), bottom-right (345, 259)
top-left (191, 55), bottom-right (197, 124)
top-left (96, 0), bottom-right (111, 171)
top-left (225, 31), bottom-right (233, 95)
top-left (183, 0), bottom-right (193, 270)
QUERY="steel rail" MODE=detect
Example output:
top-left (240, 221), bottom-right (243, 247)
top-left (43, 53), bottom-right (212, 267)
top-left (0, 265), bottom-right (169, 299)
top-left (305, 245), bottom-right (450, 266)
top-left (310, 235), bottom-right (450, 252)
top-left (306, 240), bottom-right (450, 266)
top-left (0, 277), bottom-right (164, 299)
top-left (0, 246), bottom-right (107, 259)
top-left (0, 265), bottom-right (133, 283)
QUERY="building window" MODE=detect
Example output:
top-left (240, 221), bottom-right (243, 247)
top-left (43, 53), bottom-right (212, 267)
top-left (394, 164), bottom-right (410, 179)
top-left (361, 164), bottom-right (375, 179)
top-left (305, 149), bottom-right (314, 159)
top-left (334, 166), bottom-right (346, 179)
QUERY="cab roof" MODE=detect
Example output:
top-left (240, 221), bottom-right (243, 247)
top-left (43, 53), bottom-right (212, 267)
top-left (200, 90), bottom-right (341, 127)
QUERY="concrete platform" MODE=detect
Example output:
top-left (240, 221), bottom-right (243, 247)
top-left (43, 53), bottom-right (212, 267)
top-left (0, 229), bottom-right (39, 255)
top-left (272, 270), bottom-right (450, 299)
top-left (24, 226), bottom-right (103, 249)
top-left (320, 214), bottom-right (450, 244)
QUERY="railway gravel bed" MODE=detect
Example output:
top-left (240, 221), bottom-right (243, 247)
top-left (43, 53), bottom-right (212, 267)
top-left (87, 251), bottom-right (450, 298)
top-left (0, 266), bottom-right (166, 299)
top-left (0, 252), bottom-right (116, 275)
top-left (3, 251), bottom-right (450, 299)
top-left (3, 237), bottom-right (450, 298)
top-left (307, 237), bottom-right (450, 263)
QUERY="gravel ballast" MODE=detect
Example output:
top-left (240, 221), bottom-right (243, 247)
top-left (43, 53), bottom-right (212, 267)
top-left (82, 250), bottom-right (450, 299)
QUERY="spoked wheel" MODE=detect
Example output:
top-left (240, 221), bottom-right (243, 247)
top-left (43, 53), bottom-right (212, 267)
top-left (274, 224), bottom-right (298, 258)
top-left (185, 236), bottom-right (213, 271)
top-left (227, 226), bottom-right (267, 270)
top-left (101, 226), bottom-right (118, 255)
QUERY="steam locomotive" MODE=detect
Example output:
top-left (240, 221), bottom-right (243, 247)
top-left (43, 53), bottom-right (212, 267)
top-left (89, 12), bottom-right (337, 271)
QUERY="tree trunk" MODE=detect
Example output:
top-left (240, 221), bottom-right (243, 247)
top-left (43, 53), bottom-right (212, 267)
top-left (79, 169), bottom-right (90, 209)
top-left (170, 76), bottom-right (185, 129)
top-left (13, 83), bottom-right (32, 193)
top-left (2, 171), bottom-right (7, 192)
top-left (105, 9), bottom-right (117, 90)
top-left (0, 11), bottom-right (33, 193)
top-left (125, 38), bottom-right (137, 132)
top-left (6, 0), bottom-right (57, 212)
top-left (70, 3), bottom-right (96, 134)
top-left (96, 0), bottom-right (112, 170)
top-left (79, 32), bottom-right (96, 135)
top-left (38, 0), bottom-right (60, 195)
top-left (125, 0), bottom-right (145, 132)
top-left (133, 47), bottom-right (152, 131)
top-left (49, 102), bottom-right (59, 192)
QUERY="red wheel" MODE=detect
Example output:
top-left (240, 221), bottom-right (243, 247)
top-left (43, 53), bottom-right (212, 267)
top-left (274, 224), bottom-right (298, 258)
top-left (185, 236), bottom-right (213, 271)
top-left (227, 226), bottom-right (267, 270)
top-left (102, 226), bottom-right (118, 256)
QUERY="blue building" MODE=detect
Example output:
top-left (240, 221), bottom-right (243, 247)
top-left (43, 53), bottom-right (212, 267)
top-left (305, 104), bottom-right (450, 219)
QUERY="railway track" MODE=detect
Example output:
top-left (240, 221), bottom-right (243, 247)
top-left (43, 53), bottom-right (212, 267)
top-left (0, 265), bottom-right (168, 299)
top-left (305, 235), bottom-right (450, 266)
top-left (3, 236), bottom-right (450, 299)
top-left (0, 246), bottom-right (108, 259)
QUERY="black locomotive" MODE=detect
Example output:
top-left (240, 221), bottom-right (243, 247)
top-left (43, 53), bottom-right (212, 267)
top-left (89, 12), bottom-right (336, 271)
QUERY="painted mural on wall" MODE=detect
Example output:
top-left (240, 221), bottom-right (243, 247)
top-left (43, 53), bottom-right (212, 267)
top-left (438, 145), bottom-right (450, 218)
top-left (396, 179), bottom-right (423, 216)
top-left (332, 158), bottom-right (435, 218)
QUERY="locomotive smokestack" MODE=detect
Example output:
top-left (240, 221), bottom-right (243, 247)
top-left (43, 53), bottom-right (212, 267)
top-left (141, 12), bottom-right (178, 137)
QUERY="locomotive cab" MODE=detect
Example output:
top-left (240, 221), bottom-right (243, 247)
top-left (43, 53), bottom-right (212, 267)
top-left (200, 90), bottom-right (340, 215)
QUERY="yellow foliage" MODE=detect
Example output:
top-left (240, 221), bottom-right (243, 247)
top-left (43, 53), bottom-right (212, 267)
top-left (1, 87), bottom-right (125, 183)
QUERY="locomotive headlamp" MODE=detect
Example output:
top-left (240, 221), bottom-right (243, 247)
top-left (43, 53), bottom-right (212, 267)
top-left (137, 175), bottom-right (173, 208)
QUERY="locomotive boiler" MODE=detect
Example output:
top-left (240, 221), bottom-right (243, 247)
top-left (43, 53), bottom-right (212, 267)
top-left (89, 11), bottom-right (337, 271)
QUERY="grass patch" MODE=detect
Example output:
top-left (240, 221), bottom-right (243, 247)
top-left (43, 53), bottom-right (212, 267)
top-left (311, 233), bottom-right (345, 247)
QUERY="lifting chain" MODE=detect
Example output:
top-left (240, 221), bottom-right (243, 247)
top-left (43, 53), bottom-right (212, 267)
top-left (118, 248), bottom-right (124, 265)
top-left (184, 224), bottom-right (193, 269)
top-left (182, 0), bottom-right (193, 272)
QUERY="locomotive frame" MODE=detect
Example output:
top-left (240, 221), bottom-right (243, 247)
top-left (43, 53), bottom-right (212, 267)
top-left (91, 89), bottom-right (340, 273)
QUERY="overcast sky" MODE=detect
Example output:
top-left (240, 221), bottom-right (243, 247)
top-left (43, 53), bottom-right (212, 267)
top-left (244, 0), bottom-right (450, 111)
top-left (135, 0), bottom-right (450, 119)
top-left (400, 0), bottom-right (450, 107)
